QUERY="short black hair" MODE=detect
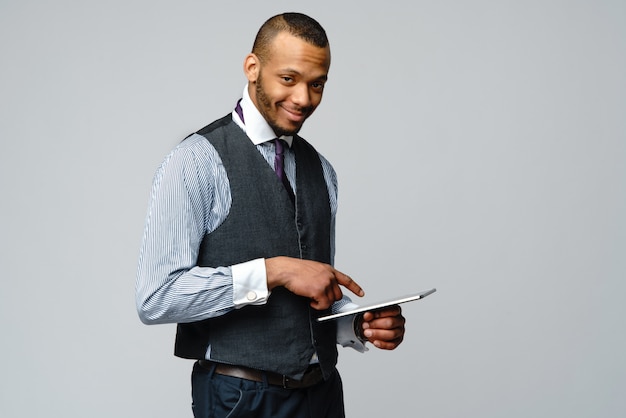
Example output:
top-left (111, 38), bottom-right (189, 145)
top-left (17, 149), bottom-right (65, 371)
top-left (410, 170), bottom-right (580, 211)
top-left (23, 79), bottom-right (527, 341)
top-left (252, 13), bottom-right (329, 62)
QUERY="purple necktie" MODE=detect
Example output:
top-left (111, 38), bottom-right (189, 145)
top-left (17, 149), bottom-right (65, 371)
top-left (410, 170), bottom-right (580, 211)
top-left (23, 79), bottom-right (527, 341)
top-left (236, 100), bottom-right (294, 202)
top-left (274, 138), bottom-right (295, 203)
top-left (274, 138), bottom-right (287, 182)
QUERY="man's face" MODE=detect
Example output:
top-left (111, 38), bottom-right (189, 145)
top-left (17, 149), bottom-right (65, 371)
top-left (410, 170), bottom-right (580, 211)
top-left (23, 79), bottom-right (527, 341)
top-left (246, 32), bottom-right (331, 136)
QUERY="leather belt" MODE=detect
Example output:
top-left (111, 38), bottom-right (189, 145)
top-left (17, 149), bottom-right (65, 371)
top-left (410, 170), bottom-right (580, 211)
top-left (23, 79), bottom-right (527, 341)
top-left (198, 360), bottom-right (324, 389)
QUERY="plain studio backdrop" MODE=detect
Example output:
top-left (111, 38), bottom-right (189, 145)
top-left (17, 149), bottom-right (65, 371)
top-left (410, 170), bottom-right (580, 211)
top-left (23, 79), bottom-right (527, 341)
top-left (1, 1), bottom-right (624, 417)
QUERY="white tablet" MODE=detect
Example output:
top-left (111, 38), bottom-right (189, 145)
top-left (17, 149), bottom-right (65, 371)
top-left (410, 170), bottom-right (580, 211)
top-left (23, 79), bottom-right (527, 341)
top-left (316, 288), bottom-right (436, 322)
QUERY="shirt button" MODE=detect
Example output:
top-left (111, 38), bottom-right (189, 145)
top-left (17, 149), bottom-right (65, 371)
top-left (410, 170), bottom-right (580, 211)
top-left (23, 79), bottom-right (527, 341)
top-left (246, 291), bottom-right (257, 301)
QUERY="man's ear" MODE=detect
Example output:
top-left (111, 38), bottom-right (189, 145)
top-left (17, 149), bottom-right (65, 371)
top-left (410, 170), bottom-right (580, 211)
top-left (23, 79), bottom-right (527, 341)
top-left (243, 53), bottom-right (260, 83)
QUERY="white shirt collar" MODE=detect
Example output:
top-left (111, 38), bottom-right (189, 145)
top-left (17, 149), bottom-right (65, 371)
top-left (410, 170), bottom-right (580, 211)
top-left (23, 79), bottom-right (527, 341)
top-left (232, 84), bottom-right (293, 147)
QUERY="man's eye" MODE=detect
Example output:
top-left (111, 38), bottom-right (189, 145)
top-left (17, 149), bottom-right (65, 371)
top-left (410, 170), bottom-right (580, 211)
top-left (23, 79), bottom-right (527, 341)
top-left (282, 77), bottom-right (293, 82)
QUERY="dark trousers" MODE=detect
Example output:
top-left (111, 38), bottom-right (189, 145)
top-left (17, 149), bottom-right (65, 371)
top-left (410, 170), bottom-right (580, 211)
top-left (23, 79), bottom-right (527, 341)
top-left (191, 361), bottom-right (345, 418)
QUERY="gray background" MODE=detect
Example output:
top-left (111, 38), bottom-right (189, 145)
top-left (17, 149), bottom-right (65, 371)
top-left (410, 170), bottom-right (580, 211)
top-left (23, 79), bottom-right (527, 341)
top-left (1, 1), bottom-right (624, 417)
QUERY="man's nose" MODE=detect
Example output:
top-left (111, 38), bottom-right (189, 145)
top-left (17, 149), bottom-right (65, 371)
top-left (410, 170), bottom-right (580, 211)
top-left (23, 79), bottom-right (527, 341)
top-left (291, 83), bottom-right (312, 108)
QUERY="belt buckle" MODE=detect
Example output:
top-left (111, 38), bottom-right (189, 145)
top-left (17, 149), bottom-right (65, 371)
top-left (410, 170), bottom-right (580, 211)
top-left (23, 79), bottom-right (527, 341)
top-left (282, 375), bottom-right (294, 389)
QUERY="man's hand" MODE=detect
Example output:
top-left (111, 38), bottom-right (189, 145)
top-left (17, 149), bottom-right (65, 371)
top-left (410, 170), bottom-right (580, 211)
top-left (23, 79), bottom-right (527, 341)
top-left (266, 256), bottom-right (364, 310)
top-left (359, 305), bottom-right (405, 350)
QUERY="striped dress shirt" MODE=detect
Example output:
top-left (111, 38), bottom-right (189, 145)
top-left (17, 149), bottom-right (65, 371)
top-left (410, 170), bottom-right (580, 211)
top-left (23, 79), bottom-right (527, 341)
top-left (135, 86), bottom-right (365, 352)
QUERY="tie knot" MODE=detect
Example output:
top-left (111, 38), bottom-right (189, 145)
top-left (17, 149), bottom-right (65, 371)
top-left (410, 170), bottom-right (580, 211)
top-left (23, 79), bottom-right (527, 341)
top-left (274, 138), bottom-right (285, 156)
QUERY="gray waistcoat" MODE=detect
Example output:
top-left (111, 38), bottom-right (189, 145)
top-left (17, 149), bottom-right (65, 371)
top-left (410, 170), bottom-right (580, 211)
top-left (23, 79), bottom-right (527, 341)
top-left (174, 115), bottom-right (338, 380)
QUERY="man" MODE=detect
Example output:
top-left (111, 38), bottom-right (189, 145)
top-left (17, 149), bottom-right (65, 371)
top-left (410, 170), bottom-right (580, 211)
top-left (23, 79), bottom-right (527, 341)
top-left (136, 12), bottom-right (406, 417)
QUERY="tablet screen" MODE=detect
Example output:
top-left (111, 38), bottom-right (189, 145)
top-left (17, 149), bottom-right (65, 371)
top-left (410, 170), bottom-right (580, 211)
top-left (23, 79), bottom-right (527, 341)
top-left (316, 288), bottom-right (436, 322)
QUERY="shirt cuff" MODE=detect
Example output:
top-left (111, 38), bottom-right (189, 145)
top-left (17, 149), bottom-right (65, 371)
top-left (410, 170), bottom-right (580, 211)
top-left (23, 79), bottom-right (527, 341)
top-left (231, 258), bottom-right (270, 307)
top-left (336, 302), bottom-right (368, 353)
